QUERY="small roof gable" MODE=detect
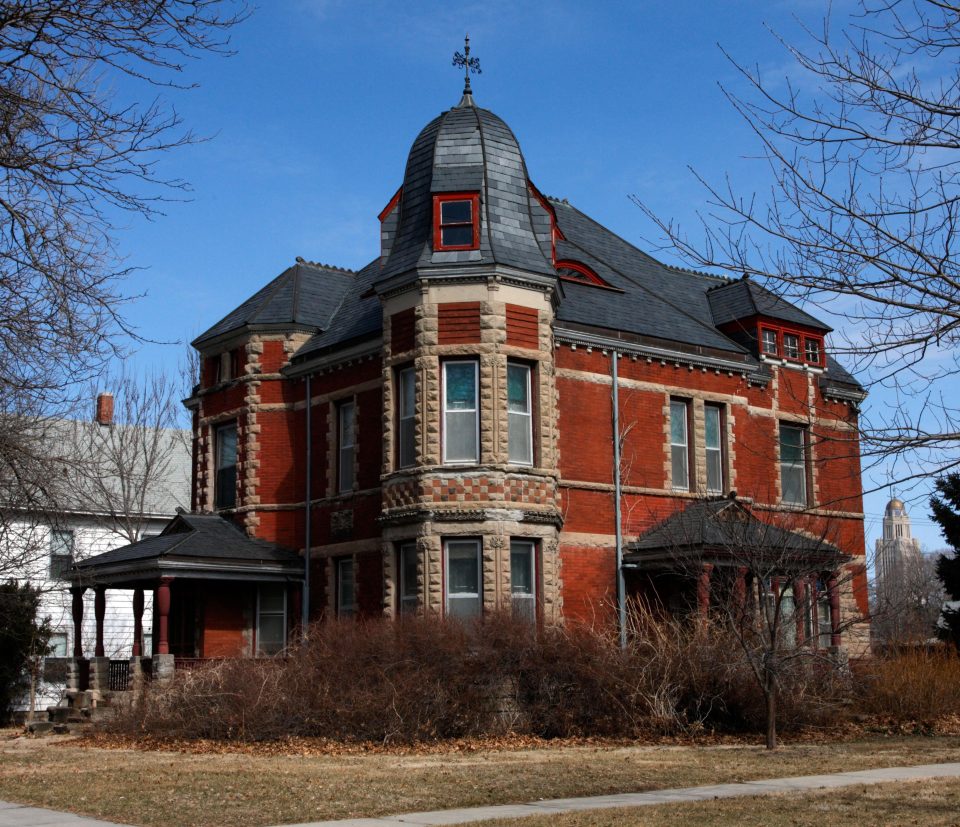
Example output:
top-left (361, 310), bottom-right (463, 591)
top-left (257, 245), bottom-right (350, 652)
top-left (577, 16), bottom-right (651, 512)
top-left (193, 260), bottom-right (357, 348)
top-left (625, 498), bottom-right (847, 568)
top-left (707, 279), bottom-right (831, 332)
top-left (70, 512), bottom-right (301, 584)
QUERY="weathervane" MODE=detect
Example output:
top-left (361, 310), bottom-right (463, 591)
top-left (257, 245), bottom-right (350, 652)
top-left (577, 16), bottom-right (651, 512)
top-left (452, 34), bottom-right (481, 97)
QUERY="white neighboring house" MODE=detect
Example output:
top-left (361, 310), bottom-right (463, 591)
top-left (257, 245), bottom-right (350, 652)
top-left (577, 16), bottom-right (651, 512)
top-left (12, 393), bottom-right (191, 710)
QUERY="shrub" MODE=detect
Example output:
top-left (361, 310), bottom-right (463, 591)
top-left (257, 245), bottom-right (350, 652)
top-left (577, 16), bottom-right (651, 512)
top-left (110, 611), bottom-right (857, 744)
top-left (855, 648), bottom-right (960, 723)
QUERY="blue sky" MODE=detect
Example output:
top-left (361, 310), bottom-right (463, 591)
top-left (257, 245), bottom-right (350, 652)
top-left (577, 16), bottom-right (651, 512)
top-left (108, 0), bottom-right (948, 552)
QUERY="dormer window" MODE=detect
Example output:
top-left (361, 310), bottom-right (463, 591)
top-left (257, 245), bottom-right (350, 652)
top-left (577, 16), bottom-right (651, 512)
top-left (757, 322), bottom-right (825, 367)
top-left (434, 193), bottom-right (479, 251)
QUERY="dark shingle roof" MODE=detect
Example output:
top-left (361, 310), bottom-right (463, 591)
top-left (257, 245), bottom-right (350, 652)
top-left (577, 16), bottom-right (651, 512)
top-left (72, 512), bottom-right (299, 573)
top-left (625, 498), bottom-right (847, 563)
top-left (193, 260), bottom-right (357, 347)
top-left (377, 101), bottom-right (555, 284)
top-left (707, 279), bottom-right (831, 331)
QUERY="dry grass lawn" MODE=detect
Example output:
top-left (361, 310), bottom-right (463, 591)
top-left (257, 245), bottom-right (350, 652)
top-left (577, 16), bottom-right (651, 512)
top-left (1, 732), bottom-right (959, 827)
top-left (478, 777), bottom-right (960, 826)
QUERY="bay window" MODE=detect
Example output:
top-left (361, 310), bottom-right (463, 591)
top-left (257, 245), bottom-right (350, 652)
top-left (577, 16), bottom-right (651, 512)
top-left (445, 539), bottom-right (481, 619)
top-left (507, 362), bottom-right (533, 465)
top-left (443, 361), bottom-right (479, 463)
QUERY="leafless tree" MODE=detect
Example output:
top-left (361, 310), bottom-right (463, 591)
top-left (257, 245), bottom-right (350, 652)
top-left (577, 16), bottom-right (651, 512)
top-left (631, 496), bottom-right (867, 749)
top-left (872, 550), bottom-right (947, 647)
top-left (634, 0), bottom-right (960, 490)
top-left (0, 2), bottom-right (244, 570)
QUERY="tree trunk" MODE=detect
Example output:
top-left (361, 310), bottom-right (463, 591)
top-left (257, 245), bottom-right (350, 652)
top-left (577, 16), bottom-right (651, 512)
top-left (765, 683), bottom-right (778, 750)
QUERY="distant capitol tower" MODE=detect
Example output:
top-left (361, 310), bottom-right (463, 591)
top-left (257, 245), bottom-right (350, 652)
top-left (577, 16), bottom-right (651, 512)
top-left (875, 497), bottom-right (922, 593)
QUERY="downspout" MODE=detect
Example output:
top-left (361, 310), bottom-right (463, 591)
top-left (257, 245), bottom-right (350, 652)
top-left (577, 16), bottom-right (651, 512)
top-left (302, 374), bottom-right (312, 640)
top-left (612, 350), bottom-right (627, 649)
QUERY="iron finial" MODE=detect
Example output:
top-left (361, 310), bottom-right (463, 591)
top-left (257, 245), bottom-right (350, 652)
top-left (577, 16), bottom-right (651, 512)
top-left (452, 33), bottom-right (481, 106)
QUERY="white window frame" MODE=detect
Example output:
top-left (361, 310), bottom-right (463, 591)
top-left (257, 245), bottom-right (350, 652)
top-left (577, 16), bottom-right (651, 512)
top-left (336, 557), bottom-right (355, 618)
top-left (444, 538), bottom-right (482, 619)
top-left (47, 632), bottom-right (68, 658)
top-left (507, 362), bottom-right (533, 466)
top-left (442, 360), bottom-right (479, 464)
top-left (256, 584), bottom-right (287, 656)
top-left (670, 399), bottom-right (691, 491)
top-left (337, 400), bottom-right (356, 493)
top-left (779, 423), bottom-right (808, 506)
top-left (397, 367), bottom-right (416, 469)
top-left (760, 328), bottom-right (779, 356)
top-left (510, 540), bottom-right (536, 622)
top-left (783, 332), bottom-right (801, 360)
top-left (804, 337), bottom-right (821, 364)
top-left (398, 542), bottom-right (418, 615)
top-left (704, 404), bottom-right (724, 494)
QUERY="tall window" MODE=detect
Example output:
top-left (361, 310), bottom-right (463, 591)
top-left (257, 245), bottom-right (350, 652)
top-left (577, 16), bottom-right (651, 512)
top-left (445, 539), bottom-right (481, 619)
top-left (338, 400), bottom-right (356, 493)
top-left (397, 367), bottom-right (416, 469)
top-left (705, 404), bottom-right (724, 494)
top-left (337, 557), bottom-right (355, 618)
top-left (816, 579), bottom-right (833, 648)
top-left (398, 542), bottom-right (418, 615)
top-left (779, 423), bottom-right (808, 506)
top-left (434, 193), bottom-right (480, 250)
top-left (670, 399), bottom-right (691, 490)
top-left (215, 423), bottom-right (238, 509)
top-left (510, 540), bottom-right (536, 622)
top-left (507, 363), bottom-right (533, 465)
top-left (443, 361), bottom-right (479, 463)
top-left (49, 529), bottom-right (74, 580)
top-left (256, 585), bottom-right (286, 656)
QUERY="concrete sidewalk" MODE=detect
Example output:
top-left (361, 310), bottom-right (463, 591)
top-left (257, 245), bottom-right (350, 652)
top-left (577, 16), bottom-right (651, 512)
top-left (266, 762), bottom-right (960, 827)
top-left (2, 762), bottom-right (959, 827)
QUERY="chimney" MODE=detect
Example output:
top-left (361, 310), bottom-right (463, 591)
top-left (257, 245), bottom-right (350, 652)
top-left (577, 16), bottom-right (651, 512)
top-left (95, 392), bottom-right (114, 426)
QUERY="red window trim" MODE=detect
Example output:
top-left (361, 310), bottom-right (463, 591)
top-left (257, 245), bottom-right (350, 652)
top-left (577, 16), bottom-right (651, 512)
top-left (757, 322), bottom-right (825, 367)
top-left (433, 192), bottom-right (480, 251)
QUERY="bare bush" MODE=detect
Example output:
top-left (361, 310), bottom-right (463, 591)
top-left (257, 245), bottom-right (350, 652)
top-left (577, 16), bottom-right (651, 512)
top-left (856, 649), bottom-right (960, 723)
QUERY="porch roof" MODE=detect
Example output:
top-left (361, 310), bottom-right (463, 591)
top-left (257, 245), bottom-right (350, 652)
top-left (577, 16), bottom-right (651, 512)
top-left (623, 497), bottom-right (848, 570)
top-left (69, 512), bottom-right (303, 585)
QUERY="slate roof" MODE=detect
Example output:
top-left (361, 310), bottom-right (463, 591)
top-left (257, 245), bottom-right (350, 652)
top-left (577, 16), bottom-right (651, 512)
top-left (707, 278), bottom-right (831, 332)
top-left (377, 99), bottom-right (556, 284)
top-left (71, 513), bottom-right (300, 581)
top-left (625, 498), bottom-right (847, 565)
top-left (193, 260), bottom-right (357, 348)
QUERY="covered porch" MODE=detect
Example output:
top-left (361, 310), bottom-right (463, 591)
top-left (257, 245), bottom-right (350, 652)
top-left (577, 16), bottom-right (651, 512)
top-left (623, 496), bottom-right (851, 650)
top-left (66, 512), bottom-right (303, 694)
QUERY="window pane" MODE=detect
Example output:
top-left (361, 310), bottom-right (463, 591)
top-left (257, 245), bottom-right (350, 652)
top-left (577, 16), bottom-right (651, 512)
top-left (781, 590), bottom-right (797, 647)
top-left (259, 584), bottom-right (285, 613)
top-left (51, 530), bottom-right (74, 555)
top-left (339, 402), bottom-right (355, 447)
top-left (510, 542), bottom-right (534, 595)
top-left (48, 633), bottom-right (68, 658)
top-left (507, 364), bottom-right (530, 413)
top-left (706, 449), bottom-right (722, 493)
top-left (400, 544), bottom-right (418, 600)
top-left (509, 412), bottom-right (533, 464)
top-left (399, 369), bottom-right (416, 468)
top-left (805, 338), bottom-right (821, 363)
top-left (441, 200), bottom-right (472, 224)
top-left (782, 465), bottom-right (806, 505)
top-left (783, 333), bottom-right (800, 359)
top-left (441, 225), bottom-right (474, 247)
top-left (338, 558), bottom-right (355, 616)
top-left (257, 615), bottom-right (285, 655)
top-left (445, 363), bottom-right (476, 410)
top-left (670, 401), bottom-right (687, 446)
top-left (780, 426), bottom-right (804, 463)
top-left (447, 541), bottom-right (479, 594)
top-left (216, 425), bottom-right (238, 509)
top-left (217, 426), bottom-right (237, 470)
top-left (399, 419), bottom-right (416, 468)
top-left (448, 595), bottom-right (481, 619)
top-left (445, 411), bottom-right (477, 461)
top-left (705, 406), bottom-right (720, 449)
top-left (671, 446), bottom-right (688, 490)
top-left (400, 368), bottom-right (415, 417)
top-left (761, 329), bottom-right (778, 355)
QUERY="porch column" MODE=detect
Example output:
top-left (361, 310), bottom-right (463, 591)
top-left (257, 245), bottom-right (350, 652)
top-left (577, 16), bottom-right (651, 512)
top-left (156, 577), bottom-right (173, 655)
top-left (793, 578), bottom-right (807, 645)
top-left (697, 563), bottom-right (713, 616)
top-left (94, 585), bottom-right (107, 657)
top-left (828, 575), bottom-right (842, 647)
top-left (70, 586), bottom-right (86, 658)
top-left (132, 588), bottom-right (144, 657)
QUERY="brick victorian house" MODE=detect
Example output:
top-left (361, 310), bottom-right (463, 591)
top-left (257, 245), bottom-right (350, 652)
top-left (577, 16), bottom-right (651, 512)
top-left (70, 79), bottom-right (870, 672)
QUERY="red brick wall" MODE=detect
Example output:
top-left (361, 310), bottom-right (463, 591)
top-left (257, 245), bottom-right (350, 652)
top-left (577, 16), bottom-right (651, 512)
top-left (438, 302), bottom-right (481, 344)
top-left (201, 583), bottom-right (252, 658)
top-left (506, 304), bottom-right (539, 348)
